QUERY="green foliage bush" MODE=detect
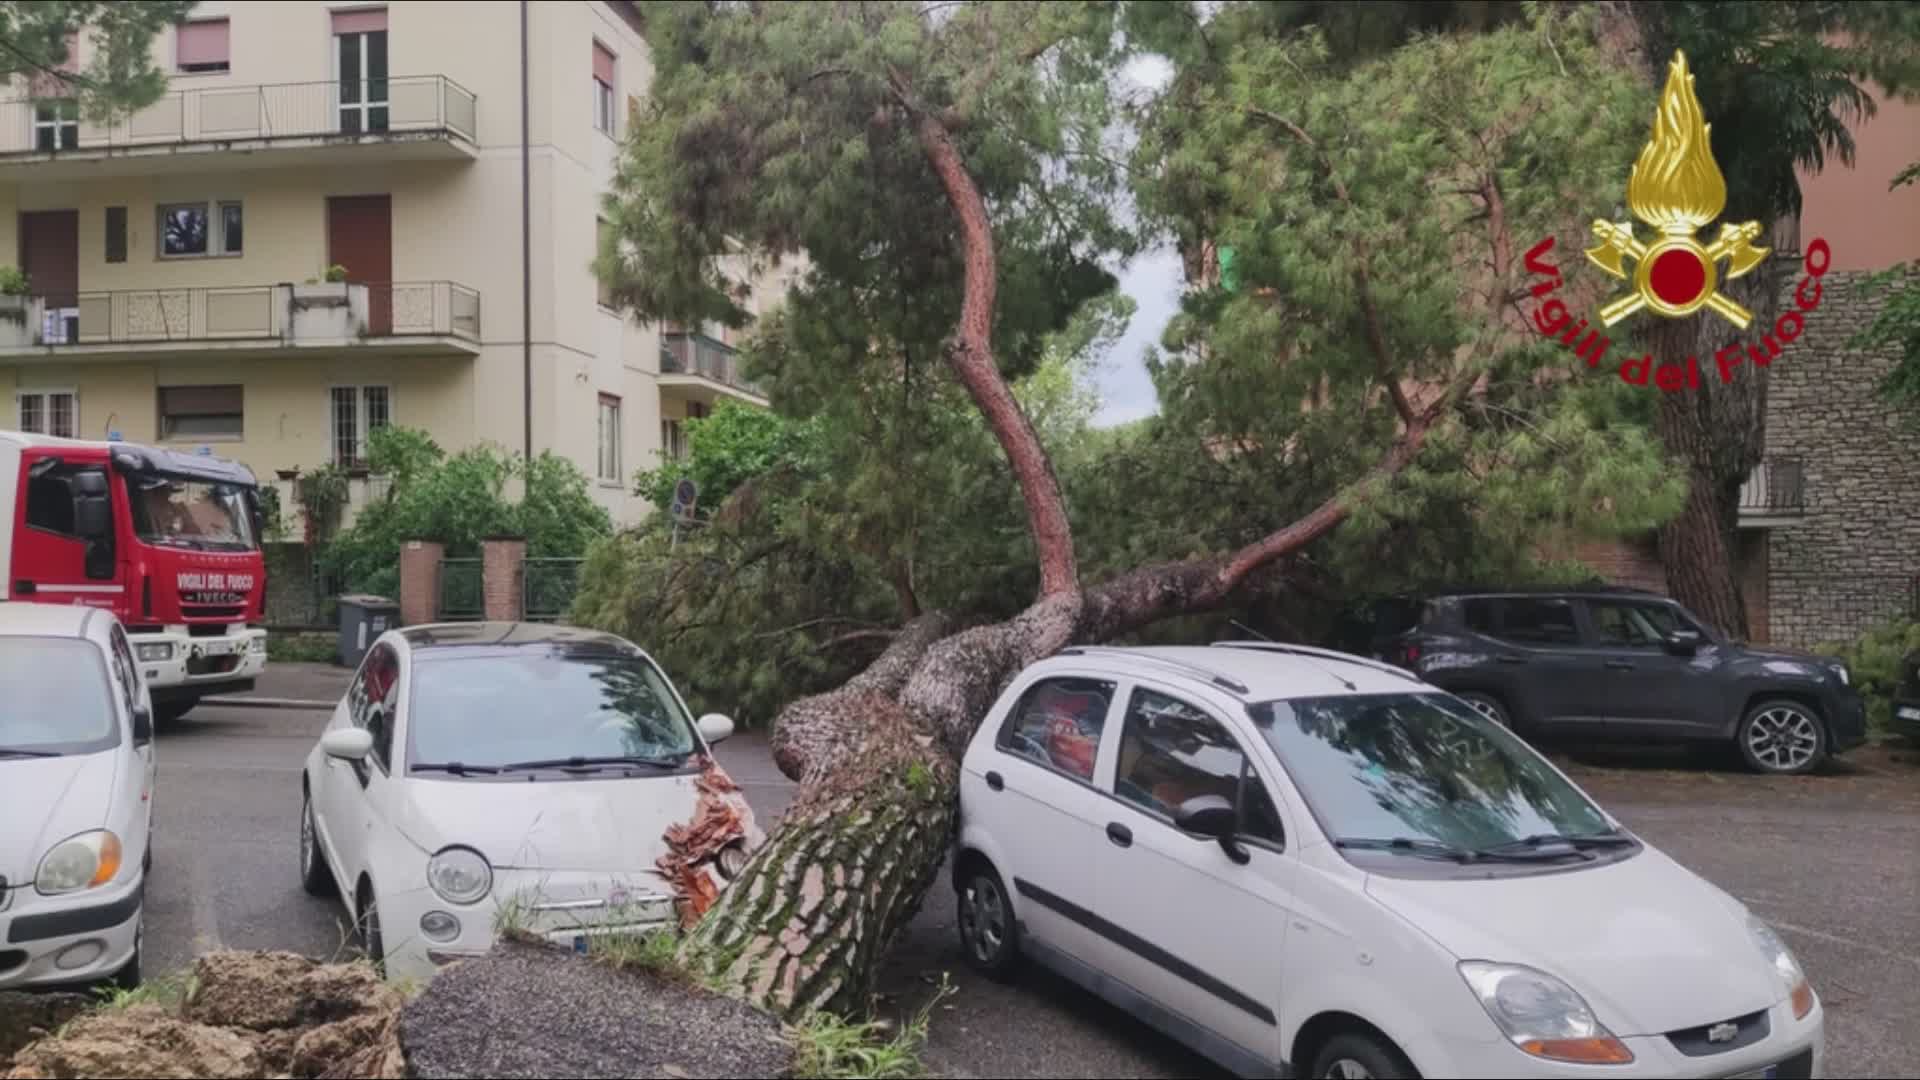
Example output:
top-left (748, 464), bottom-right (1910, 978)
top-left (1815, 618), bottom-right (1920, 735)
top-left (322, 427), bottom-right (612, 598)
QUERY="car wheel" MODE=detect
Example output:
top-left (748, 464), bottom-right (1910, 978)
top-left (357, 882), bottom-right (386, 973)
top-left (1455, 692), bottom-right (1511, 729)
top-left (112, 920), bottom-right (143, 991)
top-left (1738, 700), bottom-right (1827, 775)
top-left (1310, 1032), bottom-right (1418, 1079)
top-left (299, 792), bottom-right (334, 897)
top-left (956, 861), bottom-right (1020, 980)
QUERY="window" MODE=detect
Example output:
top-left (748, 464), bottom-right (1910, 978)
top-left (109, 626), bottom-right (140, 722)
top-left (25, 463), bottom-right (82, 536)
top-left (596, 218), bottom-right (617, 308)
top-left (593, 41), bottom-right (616, 134)
top-left (1114, 687), bottom-right (1283, 845)
top-left (333, 9), bottom-right (390, 134)
top-left (331, 386), bottom-right (391, 468)
top-left (159, 385), bottom-right (244, 440)
top-left (176, 18), bottom-right (230, 74)
top-left (34, 100), bottom-right (78, 152)
top-left (1589, 600), bottom-right (1696, 648)
top-left (660, 419), bottom-right (686, 461)
top-left (352, 643), bottom-right (400, 772)
top-left (995, 676), bottom-right (1116, 782)
top-left (105, 206), bottom-right (127, 263)
top-left (0, 639), bottom-right (119, 755)
top-left (597, 394), bottom-right (622, 482)
top-left (159, 201), bottom-right (242, 258)
top-left (18, 390), bottom-right (77, 438)
top-left (1467, 596), bottom-right (1578, 646)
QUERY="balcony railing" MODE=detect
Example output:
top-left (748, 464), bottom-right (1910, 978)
top-left (1739, 457), bottom-right (1806, 516)
top-left (661, 331), bottom-right (766, 397)
top-left (0, 75), bottom-right (477, 155)
top-left (0, 281), bottom-right (480, 348)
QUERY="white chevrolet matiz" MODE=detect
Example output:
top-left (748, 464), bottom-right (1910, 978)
top-left (1, 604), bottom-right (156, 991)
top-left (954, 643), bottom-right (1822, 1080)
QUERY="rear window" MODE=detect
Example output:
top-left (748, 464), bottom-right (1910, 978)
top-left (1463, 597), bottom-right (1579, 646)
top-left (0, 638), bottom-right (119, 755)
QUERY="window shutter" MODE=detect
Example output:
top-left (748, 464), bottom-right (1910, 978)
top-left (105, 207), bottom-right (127, 263)
top-left (176, 19), bottom-right (230, 68)
top-left (331, 7), bottom-right (389, 33)
top-left (593, 41), bottom-right (616, 85)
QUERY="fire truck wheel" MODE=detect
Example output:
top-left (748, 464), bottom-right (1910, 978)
top-left (153, 700), bottom-right (197, 728)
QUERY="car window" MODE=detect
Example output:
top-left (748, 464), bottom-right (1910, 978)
top-left (1112, 687), bottom-right (1284, 846)
top-left (1462, 598), bottom-right (1496, 634)
top-left (0, 637), bottom-right (120, 754)
top-left (995, 676), bottom-right (1116, 783)
top-left (1488, 597), bottom-right (1579, 646)
top-left (108, 626), bottom-right (140, 720)
top-left (355, 644), bottom-right (399, 771)
top-left (1589, 601), bottom-right (1661, 647)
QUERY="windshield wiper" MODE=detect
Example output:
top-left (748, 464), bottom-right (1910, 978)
top-left (494, 754), bottom-right (690, 773)
top-left (0, 747), bottom-right (61, 759)
top-left (411, 761), bottom-right (501, 775)
top-left (1477, 830), bottom-right (1636, 855)
top-left (1334, 837), bottom-right (1482, 863)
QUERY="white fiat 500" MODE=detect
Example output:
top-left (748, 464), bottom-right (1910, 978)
top-left (954, 643), bottom-right (1822, 1080)
top-left (1, 604), bottom-right (156, 991)
top-left (299, 622), bottom-right (763, 981)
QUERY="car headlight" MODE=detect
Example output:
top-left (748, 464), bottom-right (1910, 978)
top-left (36, 831), bottom-right (124, 896)
top-left (137, 642), bottom-right (175, 662)
top-left (1750, 916), bottom-right (1816, 1019)
top-left (1833, 664), bottom-right (1849, 686)
top-left (250, 637), bottom-right (267, 654)
top-left (1458, 961), bottom-right (1633, 1064)
top-left (427, 846), bottom-right (493, 905)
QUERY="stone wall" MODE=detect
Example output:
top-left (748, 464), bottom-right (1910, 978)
top-left (1765, 268), bottom-right (1920, 646)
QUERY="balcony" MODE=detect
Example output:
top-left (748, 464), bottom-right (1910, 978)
top-left (0, 76), bottom-right (477, 178)
top-left (0, 281), bottom-right (480, 362)
top-left (1738, 457), bottom-right (1806, 527)
top-left (660, 331), bottom-right (768, 403)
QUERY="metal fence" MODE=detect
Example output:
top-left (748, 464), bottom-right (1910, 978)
top-left (661, 331), bottom-right (766, 396)
top-left (522, 558), bottom-right (585, 622)
top-left (9, 281), bottom-right (479, 349)
top-left (0, 75), bottom-right (477, 155)
top-left (1738, 457), bottom-right (1805, 515)
top-left (437, 558), bottom-right (484, 622)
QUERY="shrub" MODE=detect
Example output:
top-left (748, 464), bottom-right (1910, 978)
top-left (1814, 617), bottom-right (1920, 734)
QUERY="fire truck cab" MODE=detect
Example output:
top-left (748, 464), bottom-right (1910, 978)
top-left (1, 431), bottom-right (269, 723)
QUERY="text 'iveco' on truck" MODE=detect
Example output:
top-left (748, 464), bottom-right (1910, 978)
top-left (2, 431), bottom-right (269, 723)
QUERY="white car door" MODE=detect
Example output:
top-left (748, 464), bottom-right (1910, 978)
top-left (1091, 678), bottom-right (1298, 1069)
top-left (104, 624), bottom-right (155, 864)
top-left (963, 670), bottom-right (1124, 965)
top-left (319, 642), bottom-right (403, 893)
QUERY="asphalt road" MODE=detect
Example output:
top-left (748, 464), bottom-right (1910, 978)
top-left (145, 703), bottom-right (1920, 1078)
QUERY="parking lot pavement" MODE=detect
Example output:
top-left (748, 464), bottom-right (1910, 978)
top-left (145, 710), bottom-right (1919, 1079)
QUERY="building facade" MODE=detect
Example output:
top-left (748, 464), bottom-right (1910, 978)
top-left (0, 0), bottom-right (780, 527)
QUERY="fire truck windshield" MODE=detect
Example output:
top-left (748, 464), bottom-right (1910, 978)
top-left (126, 474), bottom-right (259, 551)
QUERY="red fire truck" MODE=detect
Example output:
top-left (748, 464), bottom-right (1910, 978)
top-left (1, 431), bottom-right (269, 723)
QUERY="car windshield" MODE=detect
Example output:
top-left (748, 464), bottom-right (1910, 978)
top-left (126, 474), bottom-right (257, 551)
top-left (407, 650), bottom-right (699, 772)
top-left (0, 638), bottom-right (118, 755)
top-left (1250, 693), bottom-right (1611, 851)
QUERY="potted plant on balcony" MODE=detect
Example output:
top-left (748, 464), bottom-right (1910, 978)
top-left (0, 266), bottom-right (34, 347)
top-left (289, 265), bottom-right (364, 340)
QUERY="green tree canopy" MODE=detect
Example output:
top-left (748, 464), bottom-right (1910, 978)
top-left (0, 2), bottom-right (195, 121)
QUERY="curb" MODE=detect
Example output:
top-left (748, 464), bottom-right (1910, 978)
top-left (199, 696), bottom-right (337, 711)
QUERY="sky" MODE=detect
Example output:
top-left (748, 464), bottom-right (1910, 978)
top-left (1090, 54), bottom-right (1180, 429)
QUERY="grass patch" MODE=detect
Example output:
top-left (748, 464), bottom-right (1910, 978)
top-left (587, 928), bottom-right (681, 974)
top-left (92, 970), bottom-right (196, 1013)
top-left (268, 632), bottom-right (337, 664)
top-left (790, 975), bottom-right (953, 1080)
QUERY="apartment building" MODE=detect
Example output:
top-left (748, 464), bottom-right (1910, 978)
top-left (0, 0), bottom-right (782, 525)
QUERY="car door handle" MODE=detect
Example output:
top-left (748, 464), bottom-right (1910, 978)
top-left (12, 580), bottom-right (34, 595)
top-left (1497, 653), bottom-right (1528, 664)
top-left (984, 771), bottom-right (1004, 792)
top-left (1106, 822), bottom-right (1133, 848)
top-left (1605, 659), bottom-right (1637, 670)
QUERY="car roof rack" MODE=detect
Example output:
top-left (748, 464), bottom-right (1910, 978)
top-left (1211, 641), bottom-right (1423, 684)
top-left (1413, 583), bottom-right (1663, 598)
top-left (1057, 646), bottom-right (1250, 696)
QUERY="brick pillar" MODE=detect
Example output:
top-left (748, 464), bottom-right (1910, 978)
top-left (398, 540), bottom-right (444, 627)
top-left (482, 536), bottom-right (527, 623)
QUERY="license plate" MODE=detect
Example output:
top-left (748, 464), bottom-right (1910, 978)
top-left (198, 639), bottom-right (241, 657)
top-left (1897, 706), bottom-right (1920, 721)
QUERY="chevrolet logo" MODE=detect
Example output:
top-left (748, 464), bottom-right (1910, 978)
top-left (1707, 1021), bottom-right (1739, 1043)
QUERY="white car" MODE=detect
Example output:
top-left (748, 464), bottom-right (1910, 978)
top-left (954, 643), bottom-right (1823, 1080)
top-left (1, 604), bottom-right (156, 990)
top-left (299, 621), bottom-right (764, 981)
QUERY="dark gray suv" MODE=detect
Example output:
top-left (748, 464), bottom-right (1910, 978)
top-left (1372, 587), bottom-right (1867, 774)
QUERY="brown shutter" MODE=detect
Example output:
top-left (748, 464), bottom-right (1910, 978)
top-left (105, 207), bottom-right (127, 263)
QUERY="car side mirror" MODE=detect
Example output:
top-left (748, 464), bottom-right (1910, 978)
top-left (131, 705), bottom-right (152, 745)
top-left (74, 494), bottom-right (111, 539)
top-left (1663, 629), bottom-right (1703, 656)
top-left (697, 713), bottom-right (735, 745)
top-left (321, 727), bottom-right (375, 761)
top-left (1174, 795), bottom-right (1251, 865)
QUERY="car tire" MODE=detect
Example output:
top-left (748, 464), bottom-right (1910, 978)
top-left (1309, 1031), bottom-right (1418, 1079)
top-left (1738, 699), bottom-right (1828, 775)
top-left (1454, 691), bottom-right (1511, 729)
top-left (955, 860), bottom-right (1020, 981)
top-left (358, 882), bottom-right (386, 974)
top-left (299, 792), bottom-right (334, 897)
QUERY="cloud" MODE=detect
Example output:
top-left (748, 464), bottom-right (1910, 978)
top-left (1092, 244), bottom-right (1181, 428)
